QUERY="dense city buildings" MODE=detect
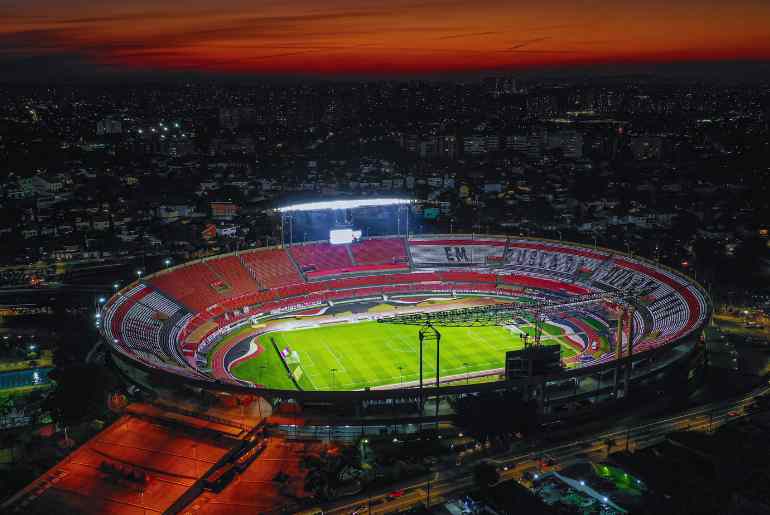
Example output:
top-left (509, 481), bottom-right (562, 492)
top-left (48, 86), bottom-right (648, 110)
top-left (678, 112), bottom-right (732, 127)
top-left (0, 79), bottom-right (768, 291)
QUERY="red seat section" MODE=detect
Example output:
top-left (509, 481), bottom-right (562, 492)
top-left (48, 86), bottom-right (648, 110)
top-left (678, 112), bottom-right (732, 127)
top-left (498, 274), bottom-right (589, 295)
top-left (239, 248), bottom-right (304, 289)
top-left (319, 272), bottom-right (440, 290)
top-left (205, 256), bottom-right (258, 297)
top-left (148, 262), bottom-right (227, 312)
top-left (437, 271), bottom-right (497, 283)
top-left (305, 263), bottom-right (409, 279)
top-left (351, 238), bottom-right (408, 265)
top-left (289, 243), bottom-right (352, 273)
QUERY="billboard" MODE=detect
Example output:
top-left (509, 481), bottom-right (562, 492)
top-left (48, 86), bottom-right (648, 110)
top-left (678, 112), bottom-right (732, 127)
top-left (409, 242), bottom-right (504, 266)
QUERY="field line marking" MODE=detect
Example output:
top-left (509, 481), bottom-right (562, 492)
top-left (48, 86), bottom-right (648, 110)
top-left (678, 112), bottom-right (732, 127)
top-left (302, 366), bottom-right (319, 390)
top-left (321, 339), bottom-right (349, 375)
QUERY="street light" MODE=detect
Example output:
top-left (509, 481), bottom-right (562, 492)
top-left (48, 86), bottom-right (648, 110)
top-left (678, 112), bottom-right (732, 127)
top-left (164, 258), bottom-right (172, 267)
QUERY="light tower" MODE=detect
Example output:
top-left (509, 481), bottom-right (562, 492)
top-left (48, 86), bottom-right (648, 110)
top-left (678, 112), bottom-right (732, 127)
top-left (418, 322), bottom-right (441, 419)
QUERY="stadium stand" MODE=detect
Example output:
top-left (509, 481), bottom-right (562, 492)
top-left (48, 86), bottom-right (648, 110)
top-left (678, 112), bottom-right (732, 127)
top-left (103, 236), bottom-right (710, 388)
top-left (148, 262), bottom-right (228, 312)
top-left (350, 238), bottom-right (408, 265)
top-left (289, 243), bottom-right (352, 273)
top-left (437, 271), bottom-right (497, 283)
top-left (305, 263), bottom-right (410, 279)
top-left (205, 256), bottom-right (259, 297)
top-left (239, 248), bottom-right (304, 289)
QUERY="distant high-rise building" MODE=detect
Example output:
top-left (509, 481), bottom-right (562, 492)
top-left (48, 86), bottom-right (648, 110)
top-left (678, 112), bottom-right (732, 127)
top-left (629, 136), bottom-right (663, 160)
top-left (484, 76), bottom-right (518, 97)
top-left (210, 201), bottom-right (238, 220)
top-left (398, 133), bottom-right (458, 160)
top-left (96, 118), bottom-right (122, 135)
top-left (438, 135), bottom-right (458, 160)
top-left (219, 107), bottom-right (256, 129)
top-left (527, 94), bottom-right (559, 118)
top-left (547, 130), bottom-right (584, 160)
top-left (463, 133), bottom-right (499, 156)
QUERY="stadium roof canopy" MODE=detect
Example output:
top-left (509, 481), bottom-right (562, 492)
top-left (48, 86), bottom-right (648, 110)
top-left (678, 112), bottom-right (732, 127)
top-left (276, 198), bottom-right (412, 213)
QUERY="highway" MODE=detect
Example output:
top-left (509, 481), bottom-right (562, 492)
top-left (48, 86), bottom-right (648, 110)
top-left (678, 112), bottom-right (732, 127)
top-left (324, 384), bottom-right (770, 514)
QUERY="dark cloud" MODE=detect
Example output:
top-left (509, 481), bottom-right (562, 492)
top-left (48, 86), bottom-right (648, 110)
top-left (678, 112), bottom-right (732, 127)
top-left (0, 27), bottom-right (79, 53)
top-left (509, 37), bottom-right (552, 50)
top-left (436, 31), bottom-right (500, 40)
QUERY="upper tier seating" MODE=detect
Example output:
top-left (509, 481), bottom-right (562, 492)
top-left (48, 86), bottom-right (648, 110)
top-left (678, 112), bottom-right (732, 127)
top-left (205, 256), bottom-right (259, 297)
top-left (289, 243), bottom-right (352, 273)
top-left (239, 248), bottom-right (304, 289)
top-left (351, 238), bottom-right (408, 266)
top-left (148, 262), bottom-right (228, 312)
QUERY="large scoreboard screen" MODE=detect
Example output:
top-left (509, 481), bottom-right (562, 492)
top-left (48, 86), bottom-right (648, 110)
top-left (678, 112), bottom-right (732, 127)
top-left (329, 228), bottom-right (362, 245)
top-left (505, 345), bottom-right (562, 379)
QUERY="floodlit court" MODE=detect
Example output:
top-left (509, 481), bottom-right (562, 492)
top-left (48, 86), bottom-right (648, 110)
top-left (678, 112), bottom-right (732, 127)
top-left (231, 319), bottom-right (581, 391)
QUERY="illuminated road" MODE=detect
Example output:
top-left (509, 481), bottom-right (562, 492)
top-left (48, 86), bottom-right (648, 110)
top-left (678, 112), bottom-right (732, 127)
top-left (324, 385), bottom-right (769, 514)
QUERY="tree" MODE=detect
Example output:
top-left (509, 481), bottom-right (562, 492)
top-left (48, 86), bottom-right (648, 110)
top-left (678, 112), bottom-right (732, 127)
top-left (455, 390), bottom-right (538, 444)
top-left (43, 364), bottom-right (117, 427)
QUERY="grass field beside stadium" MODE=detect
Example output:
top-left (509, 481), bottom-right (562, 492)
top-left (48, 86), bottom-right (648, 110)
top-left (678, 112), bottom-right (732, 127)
top-left (230, 320), bottom-right (580, 391)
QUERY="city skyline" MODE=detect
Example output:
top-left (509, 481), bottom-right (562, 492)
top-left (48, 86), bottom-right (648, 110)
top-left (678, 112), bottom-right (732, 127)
top-left (2, 0), bottom-right (770, 79)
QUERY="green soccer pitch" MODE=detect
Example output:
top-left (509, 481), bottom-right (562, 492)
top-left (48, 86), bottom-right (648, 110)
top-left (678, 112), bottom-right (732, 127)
top-left (229, 320), bottom-right (579, 391)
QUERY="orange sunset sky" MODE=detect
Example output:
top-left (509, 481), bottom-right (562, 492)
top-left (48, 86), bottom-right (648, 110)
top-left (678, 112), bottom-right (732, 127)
top-left (1, 0), bottom-right (770, 76)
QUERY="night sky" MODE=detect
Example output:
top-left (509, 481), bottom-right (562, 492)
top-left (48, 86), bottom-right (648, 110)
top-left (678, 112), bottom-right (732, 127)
top-left (2, 0), bottom-right (770, 79)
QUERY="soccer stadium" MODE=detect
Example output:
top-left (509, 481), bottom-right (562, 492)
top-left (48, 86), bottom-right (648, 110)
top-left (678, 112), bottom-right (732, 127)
top-left (100, 200), bottom-right (711, 417)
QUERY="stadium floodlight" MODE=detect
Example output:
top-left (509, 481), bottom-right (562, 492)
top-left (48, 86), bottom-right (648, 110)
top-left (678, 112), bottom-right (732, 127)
top-left (276, 198), bottom-right (411, 213)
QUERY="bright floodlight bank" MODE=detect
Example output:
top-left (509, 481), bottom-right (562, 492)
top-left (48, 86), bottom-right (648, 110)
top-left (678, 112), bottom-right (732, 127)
top-left (276, 198), bottom-right (412, 213)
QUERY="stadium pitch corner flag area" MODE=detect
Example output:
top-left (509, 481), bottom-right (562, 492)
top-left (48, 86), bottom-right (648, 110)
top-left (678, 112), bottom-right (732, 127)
top-left (228, 311), bottom-right (597, 392)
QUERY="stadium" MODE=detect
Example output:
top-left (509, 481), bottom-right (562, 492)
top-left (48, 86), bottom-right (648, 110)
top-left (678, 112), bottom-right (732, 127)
top-left (100, 199), bottom-right (711, 421)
